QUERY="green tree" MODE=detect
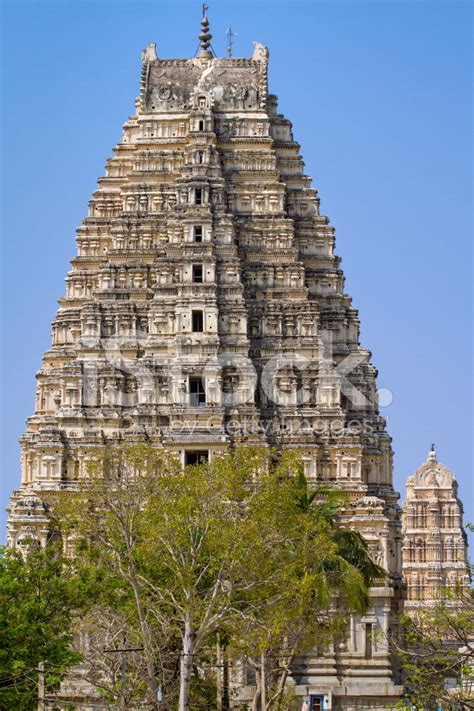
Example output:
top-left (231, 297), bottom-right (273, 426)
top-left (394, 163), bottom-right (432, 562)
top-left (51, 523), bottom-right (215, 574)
top-left (60, 446), bottom-right (305, 710)
top-left (57, 446), bottom-right (181, 709)
top-left (393, 587), bottom-right (474, 710)
top-left (0, 543), bottom-right (90, 710)
top-left (228, 457), bottom-right (386, 711)
top-left (292, 463), bottom-right (385, 605)
top-left (59, 445), bottom-right (386, 711)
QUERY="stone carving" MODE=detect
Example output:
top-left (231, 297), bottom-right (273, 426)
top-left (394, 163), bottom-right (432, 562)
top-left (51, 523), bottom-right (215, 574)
top-left (143, 57), bottom-right (265, 113)
top-left (157, 84), bottom-right (172, 101)
top-left (7, 34), bottom-right (403, 711)
top-left (402, 447), bottom-right (470, 612)
top-left (141, 42), bottom-right (158, 63)
top-left (252, 41), bottom-right (269, 64)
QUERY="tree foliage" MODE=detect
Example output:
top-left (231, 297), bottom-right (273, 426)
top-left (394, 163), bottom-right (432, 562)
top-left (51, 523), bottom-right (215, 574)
top-left (228, 458), bottom-right (385, 710)
top-left (393, 587), bottom-right (474, 710)
top-left (58, 445), bottom-right (385, 711)
top-left (0, 543), bottom-right (92, 710)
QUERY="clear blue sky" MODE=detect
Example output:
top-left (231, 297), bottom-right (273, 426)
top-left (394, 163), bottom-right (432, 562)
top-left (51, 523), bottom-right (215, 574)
top-left (1, 0), bottom-right (472, 544)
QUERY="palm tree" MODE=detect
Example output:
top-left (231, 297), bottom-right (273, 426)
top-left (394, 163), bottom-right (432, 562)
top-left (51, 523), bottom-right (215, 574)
top-left (292, 466), bottom-right (385, 612)
top-left (254, 466), bottom-right (387, 710)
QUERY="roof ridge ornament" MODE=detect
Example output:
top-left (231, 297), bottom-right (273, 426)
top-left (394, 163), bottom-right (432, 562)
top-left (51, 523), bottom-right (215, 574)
top-left (197, 4), bottom-right (214, 59)
top-left (428, 443), bottom-right (437, 463)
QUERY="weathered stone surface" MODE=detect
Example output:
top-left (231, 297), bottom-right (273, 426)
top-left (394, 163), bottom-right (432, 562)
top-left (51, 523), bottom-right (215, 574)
top-left (402, 447), bottom-right (470, 613)
top-left (7, 32), bottom-right (404, 710)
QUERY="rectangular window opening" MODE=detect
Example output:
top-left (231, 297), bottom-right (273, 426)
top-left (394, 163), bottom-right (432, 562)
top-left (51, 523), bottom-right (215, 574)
top-left (310, 696), bottom-right (324, 711)
top-left (195, 189), bottom-right (202, 205)
top-left (185, 450), bottom-right (209, 466)
top-left (189, 377), bottom-right (206, 407)
top-left (192, 265), bottom-right (203, 283)
top-left (192, 310), bottom-right (204, 332)
top-left (194, 225), bottom-right (203, 242)
top-left (365, 623), bottom-right (373, 659)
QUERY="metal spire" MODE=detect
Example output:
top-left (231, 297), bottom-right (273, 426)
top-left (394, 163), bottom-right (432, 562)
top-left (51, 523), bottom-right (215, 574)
top-left (198, 3), bottom-right (213, 59)
top-left (226, 25), bottom-right (237, 57)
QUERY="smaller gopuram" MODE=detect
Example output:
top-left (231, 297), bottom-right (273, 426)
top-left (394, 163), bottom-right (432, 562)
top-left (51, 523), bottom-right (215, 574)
top-left (402, 446), bottom-right (470, 613)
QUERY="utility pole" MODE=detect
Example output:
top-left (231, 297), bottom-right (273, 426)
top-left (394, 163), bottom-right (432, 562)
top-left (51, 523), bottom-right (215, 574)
top-left (120, 650), bottom-right (127, 709)
top-left (216, 634), bottom-right (223, 711)
top-left (103, 640), bottom-right (144, 709)
top-left (37, 661), bottom-right (45, 711)
top-left (260, 651), bottom-right (266, 711)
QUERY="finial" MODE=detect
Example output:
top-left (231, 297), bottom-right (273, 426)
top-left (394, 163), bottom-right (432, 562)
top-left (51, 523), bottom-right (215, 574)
top-left (198, 4), bottom-right (213, 59)
top-left (428, 443), bottom-right (437, 463)
top-left (226, 25), bottom-right (237, 57)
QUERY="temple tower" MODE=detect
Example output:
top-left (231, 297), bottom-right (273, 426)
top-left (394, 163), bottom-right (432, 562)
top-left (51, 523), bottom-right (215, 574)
top-left (402, 447), bottom-right (470, 614)
top-left (7, 17), bottom-right (403, 710)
